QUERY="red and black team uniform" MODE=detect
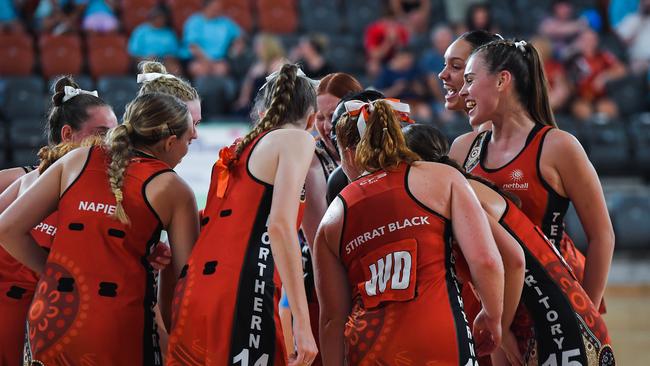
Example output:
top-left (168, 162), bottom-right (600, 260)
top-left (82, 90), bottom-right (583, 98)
top-left (24, 146), bottom-right (170, 365)
top-left (339, 164), bottom-right (478, 365)
top-left (0, 212), bottom-right (56, 365)
top-left (168, 131), bottom-right (304, 366)
top-left (463, 125), bottom-right (589, 296)
top-left (300, 138), bottom-right (338, 366)
top-left (493, 183), bottom-right (614, 365)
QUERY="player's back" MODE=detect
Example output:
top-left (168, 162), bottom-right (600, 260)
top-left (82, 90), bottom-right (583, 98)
top-left (339, 163), bottom-right (477, 365)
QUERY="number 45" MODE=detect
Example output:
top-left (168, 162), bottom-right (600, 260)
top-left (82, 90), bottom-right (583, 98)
top-left (542, 349), bottom-right (582, 366)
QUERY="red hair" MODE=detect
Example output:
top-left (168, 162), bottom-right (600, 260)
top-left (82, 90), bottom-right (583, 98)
top-left (317, 73), bottom-right (363, 98)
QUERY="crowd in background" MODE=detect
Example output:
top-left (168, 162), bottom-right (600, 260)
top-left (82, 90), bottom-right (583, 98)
top-left (0, 0), bottom-right (649, 125)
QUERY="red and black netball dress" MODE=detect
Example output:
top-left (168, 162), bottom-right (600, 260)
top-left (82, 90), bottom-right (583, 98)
top-left (24, 146), bottom-right (171, 365)
top-left (167, 131), bottom-right (304, 366)
top-left (338, 164), bottom-right (478, 365)
top-left (463, 125), bottom-right (587, 290)
top-left (0, 213), bottom-right (57, 365)
top-left (497, 189), bottom-right (614, 365)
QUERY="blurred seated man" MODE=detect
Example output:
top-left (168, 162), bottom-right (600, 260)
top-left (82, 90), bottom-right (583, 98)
top-left (128, 6), bottom-right (181, 74)
top-left (181, 0), bottom-right (242, 78)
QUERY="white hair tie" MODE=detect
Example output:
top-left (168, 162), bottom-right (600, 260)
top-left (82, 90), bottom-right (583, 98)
top-left (136, 72), bottom-right (176, 84)
top-left (514, 40), bottom-right (527, 53)
top-left (62, 86), bottom-right (99, 103)
top-left (260, 67), bottom-right (320, 91)
top-left (343, 99), bottom-right (411, 138)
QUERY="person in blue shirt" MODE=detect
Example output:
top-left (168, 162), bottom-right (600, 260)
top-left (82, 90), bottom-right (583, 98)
top-left (182, 0), bottom-right (242, 77)
top-left (0, 0), bottom-right (23, 33)
top-left (80, 0), bottom-right (118, 33)
top-left (128, 6), bottom-right (180, 73)
top-left (419, 24), bottom-right (455, 122)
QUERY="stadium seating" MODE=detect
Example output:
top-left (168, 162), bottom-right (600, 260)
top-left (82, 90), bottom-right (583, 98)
top-left (609, 191), bottom-right (650, 250)
top-left (564, 203), bottom-right (587, 251)
top-left (121, 0), bottom-right (159, 34)
top-left (0, 77), bottom-right (46, 121)
top-left (325, 34), bottom-right (365, 74)
top-left (629, 113), bottom-right (650, 178)
top-left (86, 34), bottom-right (131, 79)
top-left (222, 0), bottom-right (254, 33)
top-left (97, 77), bottom-right (140, 119)
top-left (166, 0), bottom-right (203, 35)
top-left (0, 33), bottom-right (34, 76)
top-left (299, 0), bottom-right (341, 34)
top-left (8, 118), bottom-right (47, 149)
top-left (257, 0), bottom-right (298, 34)
top-left (194, 76), bottom-right (237, 119)
top-left (605, 75), bottom-right (647, 117)
top-left (437, 115), bottom-right (472, 144)
top-left (581, 119), bottom-right (630, 175)
top-left (47, 75), bottom-right (94, 95)
top-left (343, 0), bottom-right (383, 34)
top-left (9, 147), bottom-right (40, 167)
top-left (39, 34), bottom-right (84, 79)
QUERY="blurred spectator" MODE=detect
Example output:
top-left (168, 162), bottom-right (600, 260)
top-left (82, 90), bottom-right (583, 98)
top-left (0, 0), bottom-right (24, 32)
top-left (33, 0), bottom-right (79, 34)
top-left (234, 33), bottom-right (286, 114)
top-left (443, 0), bottom-right (484, 32)
top-left (375, 47), bottom-right (431, 122)
top-left (80, 0), bottom-right (118, 33)
top-left (532, 36), bottom-right (571, 112)
top-left (182, 0), bottom-right (242, 78)
top-left (539, 0), bottom-right (589, 59)
top-left (609, 0), bottom-right (639, 27)
top-left (290, 34), bottom-right (332, 79)
top-left (465, 3), bottom-right (496, 33)
top-left (419, 24), bottom-right (453, 120)
top-left (389, 0), bottom-right (430, 34)
top-left (364, 6), bottom-right (409, 78)
top-left (128, 6), bottom-right (181, 75)
top-left (566, 29), bottom-right (627, 121)
top-left (615, 0), bottom-right (650, 74)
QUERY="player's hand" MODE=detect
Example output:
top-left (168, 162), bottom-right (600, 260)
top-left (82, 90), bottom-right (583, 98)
top-left (147, 241), bottom-right (171, 271)
top-left (501, 329), bottom-right (524, 366)
top-left (473, 308), bottom-right (502, 357)
top-left (288, 321), bottom-right (318, 366)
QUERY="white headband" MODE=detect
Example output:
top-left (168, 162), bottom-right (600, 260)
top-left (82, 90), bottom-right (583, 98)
top-left (514, 40), bottom-right (527, 53)
top-left (62, 86), bottom-right (98, 103)
top-left (136, 72), bottom-right (176, 84)
top-left (260, 67), bottom-right (320, 91)
top-left (342, 99), bottom-right (411, 138)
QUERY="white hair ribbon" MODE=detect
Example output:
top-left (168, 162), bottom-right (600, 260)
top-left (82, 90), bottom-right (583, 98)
top-left (62, 86), bottom-right (99, 103)
top-left (342, 98), bottom-right (412, 138)
top-left (136, 72), bottom-right (176, 84)
top-left (514, 40), bottom-right (527, 53)
top-left (259, 67), bottom-right (320, 91)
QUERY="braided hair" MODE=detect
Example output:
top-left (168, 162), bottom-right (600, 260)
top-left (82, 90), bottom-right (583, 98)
top-left (235, 63), bottom-right (317, 160)
top-left (137, 61), bottom-right (199, 102)
top-left (104, 93), bottom-right (189, 224)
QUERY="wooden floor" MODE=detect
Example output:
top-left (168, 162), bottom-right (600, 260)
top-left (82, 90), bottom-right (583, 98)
top-left (603, 285), bottom-right (650, 365)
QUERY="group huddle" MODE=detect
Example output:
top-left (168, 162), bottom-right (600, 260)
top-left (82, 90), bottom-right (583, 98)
top-left (0, 31), bottom-right (616, 366)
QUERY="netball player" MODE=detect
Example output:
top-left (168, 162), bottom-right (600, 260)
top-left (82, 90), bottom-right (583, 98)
top-left (453, 39), bottom-right (614, 311)
top-left (167, 64), bottom-right (318, 366)
top-left (0, 77), bottom-right (117, 365)
top-left (314, 99), bottom-right (505, 365)
top-left (286, 72), bottom-right (362, 366)
top-left (404, 123), bottom-right (615, 366)
top-left (0, 93), bottom-right (199, 365)
top-left (0, 77), bottom-right (117, 193)
top-left (438, 30), bottom-right (501, 128)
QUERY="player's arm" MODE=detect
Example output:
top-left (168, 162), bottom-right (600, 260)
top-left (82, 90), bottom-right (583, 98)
top-left (449, 131), bottom-right (479, 165)
top-left (314, 197), bottom-right (349, 366)
top-left (0, 167), bottom-right (26, 194)
top-left (268, 130), bottom-right (318, 365)
top-left (301, 154), bottom-right (329, 249)
top-left (147, 173), bottom-right (199, 330)
top-left (546, 130), bottom-right (614, 308)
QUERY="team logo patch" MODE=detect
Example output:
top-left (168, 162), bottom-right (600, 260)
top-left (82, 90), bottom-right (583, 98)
top-left (464, 131), bottom-right (489, 172)
top-left (510, 169), bottom-right (524, 182)
top-left (598, 345), bottom-right (615, 366)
